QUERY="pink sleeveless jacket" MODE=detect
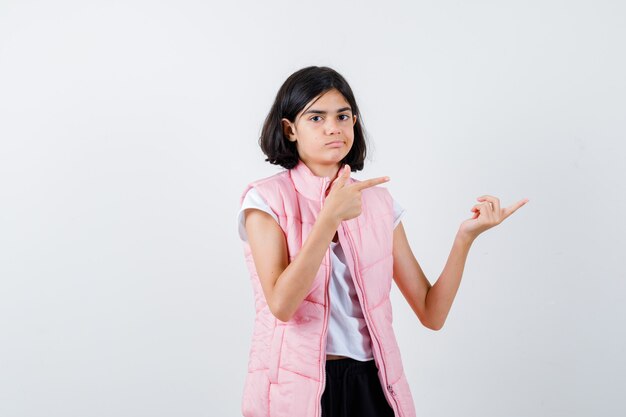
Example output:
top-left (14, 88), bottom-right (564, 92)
top-left (239, 159), bottom-right (416, 417)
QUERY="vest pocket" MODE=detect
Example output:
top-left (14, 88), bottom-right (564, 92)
top-left (268, 325), bottom-right (285, 384)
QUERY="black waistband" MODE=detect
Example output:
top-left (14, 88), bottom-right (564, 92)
top-left (325, 357), bottom-right (378, 378)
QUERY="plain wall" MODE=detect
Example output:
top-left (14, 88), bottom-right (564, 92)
top-left (1, 1), bottom-right (624, 416)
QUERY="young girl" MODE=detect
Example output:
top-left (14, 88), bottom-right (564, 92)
top-left (237, 66), bottom-right (528, 417)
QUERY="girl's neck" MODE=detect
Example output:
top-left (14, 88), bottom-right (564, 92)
top-left (301, 160), bottom-right (342, 181)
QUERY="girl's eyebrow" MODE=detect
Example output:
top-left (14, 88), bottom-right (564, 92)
top-left (303, 106), bottom-right (352, 115)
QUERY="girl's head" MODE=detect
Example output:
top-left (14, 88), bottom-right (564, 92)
top-left (259, 66), bottom-right (368, 172)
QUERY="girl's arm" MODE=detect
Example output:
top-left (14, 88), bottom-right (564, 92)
top-left (244, 166), bottom-right (389, 323)
top-left (244, 207), bottom-right (340, 322)
top-left (392, 222), bottom-right (473, 331)
top-left (392, 195), bottom-right (528, 330)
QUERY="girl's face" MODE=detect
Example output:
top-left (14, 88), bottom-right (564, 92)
top-left (282, 88), bottom-right (357, 176)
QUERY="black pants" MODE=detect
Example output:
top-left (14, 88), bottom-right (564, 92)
top-left (321, 357), bottom-right (395, 417)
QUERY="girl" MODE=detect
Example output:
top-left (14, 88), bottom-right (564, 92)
top-left (237, 66), bottom-right (528, 417)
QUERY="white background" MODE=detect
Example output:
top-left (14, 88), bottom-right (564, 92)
top-left (1, 1), bottom-right (624, 416)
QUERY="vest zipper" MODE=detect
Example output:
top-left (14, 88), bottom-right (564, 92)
top-left (316, 177), bottom-right (331, 417)
top-left (341, 225), bottom-right (403, 417)
top-left (316, 250), bottom-right (330, 417)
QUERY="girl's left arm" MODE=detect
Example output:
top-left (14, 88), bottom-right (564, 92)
top-left (392, 195), bottom-right (529, 330)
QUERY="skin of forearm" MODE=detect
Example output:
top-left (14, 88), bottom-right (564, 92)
top-left (424, 231), bottom-right (474, 330)
top-left (272, 210), bottom-right (341, 322)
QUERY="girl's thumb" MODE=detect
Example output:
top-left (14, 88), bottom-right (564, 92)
top-left (331, 164), bottom-right (350, 189)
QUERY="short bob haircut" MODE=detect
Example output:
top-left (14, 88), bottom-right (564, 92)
top-left (259, 66), bottom-right (368, 171)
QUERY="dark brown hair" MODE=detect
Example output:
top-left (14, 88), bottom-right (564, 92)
top-left (259, 66), bottom-right (368, 171)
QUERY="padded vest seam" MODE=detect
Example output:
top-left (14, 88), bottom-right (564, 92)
top-left (361, 252), bottom-right (393, 273)
top-left (369, 294), bottom-right (391, 312)
top-left (278, 366), bottom-right (321, 382)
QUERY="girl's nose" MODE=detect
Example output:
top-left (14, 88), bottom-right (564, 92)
top-left (325, 119), bottom-right (341, 135)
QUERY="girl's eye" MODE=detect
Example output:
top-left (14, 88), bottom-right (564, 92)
top-left (310, 114), bottom-right (350, 122)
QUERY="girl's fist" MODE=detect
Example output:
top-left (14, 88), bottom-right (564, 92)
top-left (322, 164), bottom-right (390, 223)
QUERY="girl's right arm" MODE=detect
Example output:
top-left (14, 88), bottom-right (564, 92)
top-left (244, 207), bottom-right (340, 322)
top-left (243, 165), bottom-right (389, 322)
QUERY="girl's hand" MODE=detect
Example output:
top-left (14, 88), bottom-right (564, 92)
top-left (321, 164), bottom-right (390, 223)
top-left (458, 195), bottom-right (529, 241)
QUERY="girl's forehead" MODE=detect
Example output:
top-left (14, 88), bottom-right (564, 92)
top-left (301, 90), bottom-right (350, 114)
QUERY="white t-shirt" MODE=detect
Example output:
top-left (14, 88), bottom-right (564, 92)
top-left (237, 187), bottom-right (405, 361)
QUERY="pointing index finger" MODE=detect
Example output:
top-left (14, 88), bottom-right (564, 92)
top-left (503, 198), bottom-right (529, 219)
top-left (352, 176), bottom-right (390, 190)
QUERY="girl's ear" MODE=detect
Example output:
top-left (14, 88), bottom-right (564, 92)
top-left (282, 118), bottom-right (297, 142)
top-left (353, 114), bottom-right (358, 125)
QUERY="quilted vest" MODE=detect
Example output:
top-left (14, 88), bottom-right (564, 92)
top-left (239, 159), bottom-right (416, 417)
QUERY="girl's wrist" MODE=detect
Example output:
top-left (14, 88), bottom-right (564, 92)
top-left (318, 209), bottom-right (342, 230)
top-left (455, 229), bottom-right (476, 246)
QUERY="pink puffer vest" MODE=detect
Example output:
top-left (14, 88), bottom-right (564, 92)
top-left (239, 159), bottom-right (416, 417)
